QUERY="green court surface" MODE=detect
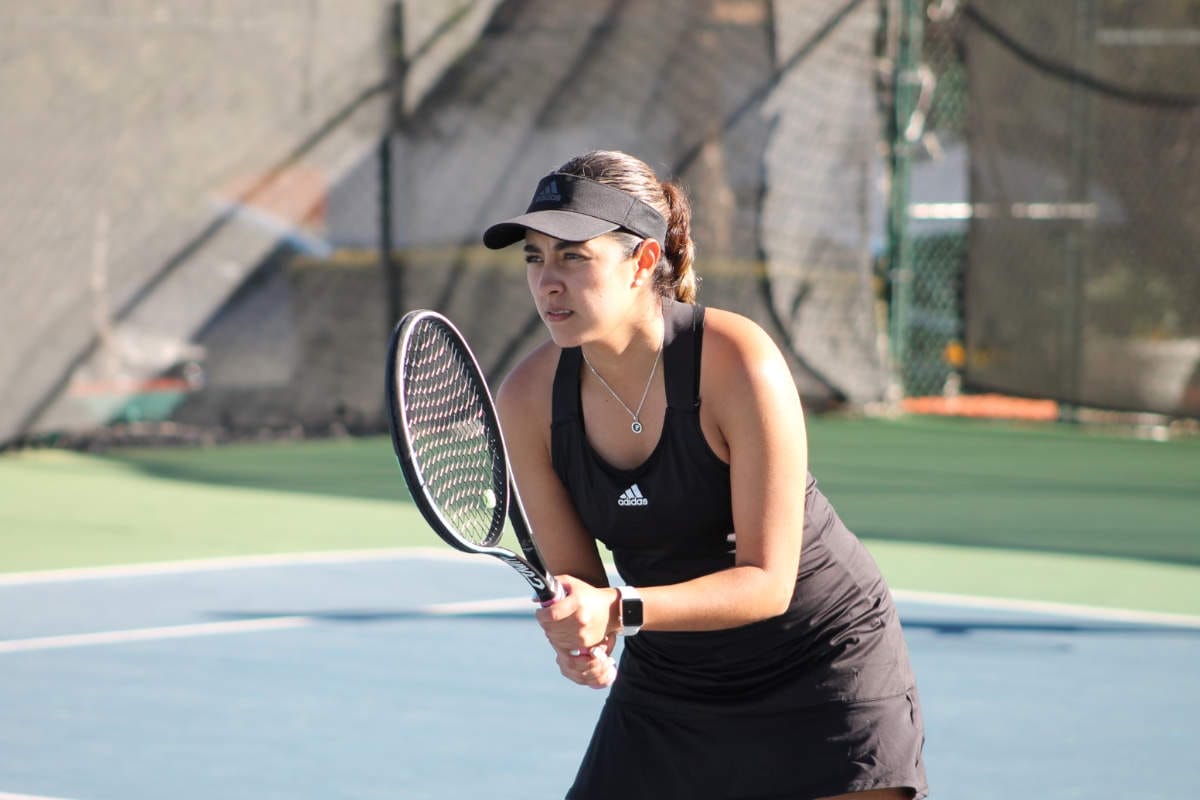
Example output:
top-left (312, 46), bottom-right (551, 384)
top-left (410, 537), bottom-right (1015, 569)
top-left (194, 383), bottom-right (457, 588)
top-left (3, 416), bottom-right (1198, 616)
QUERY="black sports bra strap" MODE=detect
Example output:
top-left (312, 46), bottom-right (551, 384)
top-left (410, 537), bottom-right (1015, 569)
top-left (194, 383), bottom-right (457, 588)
top-left (552, 345), bottom-right (583, 424)
top-left (663, 300), bottom-right (704, 411)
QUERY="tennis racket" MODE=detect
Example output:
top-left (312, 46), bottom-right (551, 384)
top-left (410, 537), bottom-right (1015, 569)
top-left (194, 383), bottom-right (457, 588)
top-left (385, 309), bottom-right (562, 604)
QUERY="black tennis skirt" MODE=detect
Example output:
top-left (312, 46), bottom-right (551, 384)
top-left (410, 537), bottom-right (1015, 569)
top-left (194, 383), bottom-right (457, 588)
top-left (565, 686), bottom-right (928, 800)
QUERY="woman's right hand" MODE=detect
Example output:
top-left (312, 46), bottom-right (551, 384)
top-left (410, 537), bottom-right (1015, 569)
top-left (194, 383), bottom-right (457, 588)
top-left (537, 574), bottom-right (620, 688)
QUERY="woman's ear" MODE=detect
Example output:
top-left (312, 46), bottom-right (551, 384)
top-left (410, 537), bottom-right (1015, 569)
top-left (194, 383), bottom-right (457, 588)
top-left (632, 239), bottom-right (661, 286)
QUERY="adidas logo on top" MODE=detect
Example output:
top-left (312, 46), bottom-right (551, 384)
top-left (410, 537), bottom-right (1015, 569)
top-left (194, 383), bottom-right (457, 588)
top-left (533, 178), bottom-right (561, 205)
top-left (617, 484), bottom-right (649, 507)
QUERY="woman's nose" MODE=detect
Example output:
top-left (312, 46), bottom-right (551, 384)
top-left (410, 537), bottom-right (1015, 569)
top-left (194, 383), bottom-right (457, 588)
top-left (537, 264), bottom-right (562, 294)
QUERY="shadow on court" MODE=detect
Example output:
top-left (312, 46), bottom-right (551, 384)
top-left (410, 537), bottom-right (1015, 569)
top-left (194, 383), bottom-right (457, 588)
top-left (99, 436), bottom-right (411, 504)
top-left (204, 609), bottom-right (1200, 638)
top-left (208, 608), bottom-right (538, 623)
top-left (900, 618), bottom-right (1200, 637)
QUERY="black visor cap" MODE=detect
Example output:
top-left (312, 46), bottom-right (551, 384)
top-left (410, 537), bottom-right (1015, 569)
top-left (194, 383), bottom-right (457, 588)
top-left (482, 173), bottom-right (668, 249)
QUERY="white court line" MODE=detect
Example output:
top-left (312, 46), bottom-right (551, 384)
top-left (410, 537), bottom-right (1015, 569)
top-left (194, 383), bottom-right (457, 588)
top-left (0, 599), bottom-right (537, 655)
top-left (0, 547), bottom-right (474, 586)
top-left (419, 597), bottom-right (534, 616)
top-left (0, 793), bottom-right (83, 800)
top-left (893, 589), bottom-right (1200, 630)
top-left (3, 550), bottom-right (1198, 629)
top-left (4, 589), bottom-right (1195, 656)
top-left (0, 616), bottom-right (315, 653)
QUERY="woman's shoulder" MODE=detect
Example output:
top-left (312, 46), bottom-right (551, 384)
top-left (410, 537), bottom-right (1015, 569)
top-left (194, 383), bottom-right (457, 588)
top-left (700, 306), bottom-right (786, 371)
top-left (496, 338), bottom-right (561, 417)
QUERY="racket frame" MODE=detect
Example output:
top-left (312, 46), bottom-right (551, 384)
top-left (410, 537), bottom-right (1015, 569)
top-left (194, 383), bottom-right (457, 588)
top-left (386, 309), bottom-right (561, 603)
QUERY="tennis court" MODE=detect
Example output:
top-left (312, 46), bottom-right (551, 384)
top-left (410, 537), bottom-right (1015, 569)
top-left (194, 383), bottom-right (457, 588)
top-left (4, 4), bottom-right (1198, 796)
top-left (2, 418), bottom-right (1198, 799)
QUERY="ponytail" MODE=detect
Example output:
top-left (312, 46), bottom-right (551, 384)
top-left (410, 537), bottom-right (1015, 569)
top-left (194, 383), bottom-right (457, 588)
top-left (660, 180), bottom-right (697, 303)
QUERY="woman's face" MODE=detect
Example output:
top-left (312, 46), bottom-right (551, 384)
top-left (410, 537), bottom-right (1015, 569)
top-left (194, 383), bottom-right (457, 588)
top-left (523, 230), bottom-right (642, 348)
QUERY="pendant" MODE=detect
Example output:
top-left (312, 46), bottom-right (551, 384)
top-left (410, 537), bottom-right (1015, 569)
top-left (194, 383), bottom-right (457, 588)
top-left (631, 420), bottom-right (643, 434)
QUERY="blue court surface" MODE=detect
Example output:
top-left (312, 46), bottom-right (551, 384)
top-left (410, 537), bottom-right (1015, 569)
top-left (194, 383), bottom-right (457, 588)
top-left (2, 551), bottom-right (1198, 799)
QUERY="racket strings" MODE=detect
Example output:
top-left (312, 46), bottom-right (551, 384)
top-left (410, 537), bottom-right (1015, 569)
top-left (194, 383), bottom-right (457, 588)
top-left (401, 323), bottom-right (508, 547)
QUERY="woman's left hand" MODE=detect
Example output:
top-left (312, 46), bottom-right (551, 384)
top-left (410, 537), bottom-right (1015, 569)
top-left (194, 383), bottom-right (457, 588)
top-left (554, 633), bottom-right (619, 688)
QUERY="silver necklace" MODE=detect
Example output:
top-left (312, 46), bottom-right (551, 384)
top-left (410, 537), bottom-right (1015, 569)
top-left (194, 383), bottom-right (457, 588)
top-left (581, 344), bottom-right (663, 434)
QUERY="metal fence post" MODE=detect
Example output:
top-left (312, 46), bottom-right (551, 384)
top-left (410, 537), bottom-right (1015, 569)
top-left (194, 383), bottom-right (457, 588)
top-left (381, 1), bottom-right (408, 331)
top-left (888, 0), bottom-right (924, 398)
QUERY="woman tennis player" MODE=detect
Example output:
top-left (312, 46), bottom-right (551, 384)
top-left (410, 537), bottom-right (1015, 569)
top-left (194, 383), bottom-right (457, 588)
top-left (487, 150), bottom-right (928, 799)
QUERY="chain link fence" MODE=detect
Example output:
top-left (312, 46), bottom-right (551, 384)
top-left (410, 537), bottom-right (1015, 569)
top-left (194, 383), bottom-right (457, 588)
top-left (887, 0), bottom-right (970, 398)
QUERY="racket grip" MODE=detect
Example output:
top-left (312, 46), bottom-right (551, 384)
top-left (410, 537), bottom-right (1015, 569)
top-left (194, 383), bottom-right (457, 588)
top-left (538, 581), bottom-right (566, 608)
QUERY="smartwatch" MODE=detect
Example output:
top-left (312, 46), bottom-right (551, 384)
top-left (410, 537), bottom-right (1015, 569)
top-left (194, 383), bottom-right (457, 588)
top-left (616, 585), bottom-right (643, 636)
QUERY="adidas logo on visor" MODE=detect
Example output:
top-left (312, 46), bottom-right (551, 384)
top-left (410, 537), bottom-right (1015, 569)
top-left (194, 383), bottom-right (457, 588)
top-left (533, 178), bottom-right (561, 205)
top-left (617, 484), bottom-right (649, 507)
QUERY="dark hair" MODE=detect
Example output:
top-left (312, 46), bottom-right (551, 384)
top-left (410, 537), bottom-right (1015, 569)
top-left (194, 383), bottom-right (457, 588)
top-left (554, 150), bottom-right (698, 303)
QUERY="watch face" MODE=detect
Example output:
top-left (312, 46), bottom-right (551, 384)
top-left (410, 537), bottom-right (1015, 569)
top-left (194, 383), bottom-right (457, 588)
top-left (622, 596), bottom-right (644, 629)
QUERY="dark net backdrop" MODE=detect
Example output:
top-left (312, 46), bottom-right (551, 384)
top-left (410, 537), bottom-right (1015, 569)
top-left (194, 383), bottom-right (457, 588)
top-left (1, 0), bottom-right (888, 447)
top-left (962, 2), bottom-right (1200, 416)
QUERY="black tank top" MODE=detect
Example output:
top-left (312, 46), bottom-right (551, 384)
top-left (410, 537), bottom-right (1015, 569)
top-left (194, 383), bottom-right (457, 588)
top-left (552, 300), bottom-right (735, 587)
top-left (551, 299), bottom-right (915, 710)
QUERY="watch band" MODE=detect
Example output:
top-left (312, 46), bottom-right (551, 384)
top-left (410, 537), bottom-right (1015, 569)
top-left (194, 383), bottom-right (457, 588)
top-left (616, 585), bottom-right (643, 636)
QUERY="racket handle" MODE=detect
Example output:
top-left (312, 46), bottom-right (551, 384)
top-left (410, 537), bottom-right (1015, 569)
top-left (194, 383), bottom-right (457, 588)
top-left (538, 581), bottom-right (566, 607)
